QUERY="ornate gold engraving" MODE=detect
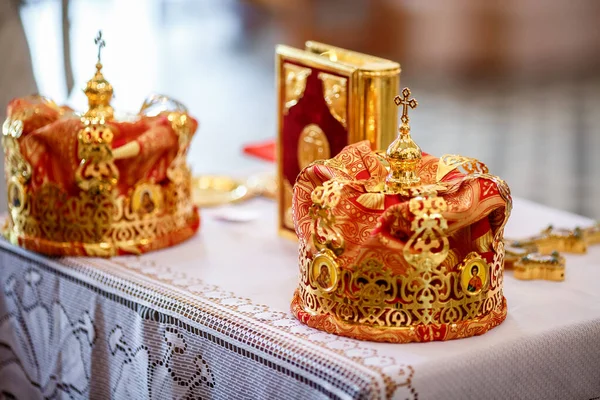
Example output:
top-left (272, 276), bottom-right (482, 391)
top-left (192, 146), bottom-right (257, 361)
top-left (76, 120), bottom-right (119, 193)
top-left (318, 72), bottom-right (347, 127)
top-left (2, 118), bottom-right (31, 183)
top-left (309, 179), bottom-right (349, 254)
top-left (297, 124), bottom-right (330, 170)
top-left (404, 194), bottom-right (450, 269)
top-left (283, 63), bottom-right (311, 114)
top-left (295, 241), bottom-right (506, 341)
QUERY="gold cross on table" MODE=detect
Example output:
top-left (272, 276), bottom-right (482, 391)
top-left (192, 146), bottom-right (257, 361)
top-left (94, 31), bottom-right (106, 63)
top-left (394, 87), bottom-right (418, 125)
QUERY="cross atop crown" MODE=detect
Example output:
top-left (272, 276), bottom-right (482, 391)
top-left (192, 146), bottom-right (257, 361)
top-left (95, 30), bottom-right (106, 64)
top-left (394, 87), bottom-right (418, 125)
top-left (385, 87), bottom-right (422, 192)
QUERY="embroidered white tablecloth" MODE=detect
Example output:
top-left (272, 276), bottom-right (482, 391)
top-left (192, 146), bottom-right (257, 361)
top-left (0, 197), bottom-right (598, 400)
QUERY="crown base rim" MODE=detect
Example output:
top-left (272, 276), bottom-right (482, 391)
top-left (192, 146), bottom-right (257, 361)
top-left (5, 210), bottom-right (200, 257)
top-left (291, 290), bottom-right (507, 343)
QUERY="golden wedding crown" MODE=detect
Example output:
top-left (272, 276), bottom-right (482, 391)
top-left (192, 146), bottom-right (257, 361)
top-left (2, 32), bottom-right (200, 256)
top-left (291, 88), bottom-right (512, 343)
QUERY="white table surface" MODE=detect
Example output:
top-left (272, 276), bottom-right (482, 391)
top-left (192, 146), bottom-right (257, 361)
top-left (0, 196), bottom-right (598, 399)
top-left (133, 196), bottom-right (600, 399)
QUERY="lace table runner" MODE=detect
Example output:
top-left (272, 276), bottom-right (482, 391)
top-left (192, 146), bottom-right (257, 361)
top-left (0, 198), bottom-right (599, 399)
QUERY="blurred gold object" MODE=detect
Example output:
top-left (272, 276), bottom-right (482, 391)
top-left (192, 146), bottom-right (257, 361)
top-left (246, 173), bottom-right (277, 200)
top-left (584, 222), bottom-right (600, 245)
top-left (193, 176), bottom-right (250, 207)
top-left (506, 223), bottom-right (599, 281)
top-left (83, 32), bottom-right (114, 121)
top-left (507, 225), bottom-right (593, 256)
top-left (192, 174), bottom-right (276, 207)
top-left (513, 252), bottom-right (566, 281)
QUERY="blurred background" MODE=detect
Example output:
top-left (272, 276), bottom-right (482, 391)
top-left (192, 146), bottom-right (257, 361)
top-left (1, 0), bottom-right (599, 219)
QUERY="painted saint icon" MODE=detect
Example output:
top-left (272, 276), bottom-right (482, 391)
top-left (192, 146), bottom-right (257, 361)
top-left (11, 185), bottom-right (21, 208)
top-left (316, 264), bottom-right (331, 289)
top-left (467, 264), bottom-right (483, 292)
top-left (460, 253), bottom-right (489, 296)
top-left (140, 190), bottom-right (155, 214)
top-left (132, 184), bottom-right (162, 216)
top-left (311, 251), bottom-right (339, 292)
top-left (8, 182), bottom-right (23, 210)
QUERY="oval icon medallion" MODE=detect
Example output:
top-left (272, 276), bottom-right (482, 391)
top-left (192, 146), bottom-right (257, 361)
top-left (297, 124), bottom-right (330, 170)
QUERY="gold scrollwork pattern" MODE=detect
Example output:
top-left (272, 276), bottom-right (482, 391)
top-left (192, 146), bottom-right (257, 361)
top-left (283, 63), bottom-right (311, 114)
top-left (76, 120), bottom-right (119, 193)
top-left (294, 240), bottom-right (506, 343)
top-left (166, 112), bottom-right (194, 184)
top-left (403, 194), bottom-right (450, 270)
top-left (309, 179), bottom-right (351, 253)
top-left (2, 118), bottom-right (31, 183)
top-left (318, 72), bottom-right (347, 128)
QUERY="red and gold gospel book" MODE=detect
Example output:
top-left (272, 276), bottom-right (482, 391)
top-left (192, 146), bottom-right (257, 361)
top-left (276, 42), bottom-right (400, 238)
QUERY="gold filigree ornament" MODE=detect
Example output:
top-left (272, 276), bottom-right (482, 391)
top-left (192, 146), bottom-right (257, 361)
top-left (403, 195), bottom-right (450, 269)
top-left (283, 63), bottom-right (311, 114)
top-left (2, 118), bottom-right (31, 183)
top-left (2, 31), bottom-right (200, 257)
top-left (291, 87), bottom-right (511, 343)
top-left (318, 72), bottom-right (348, 127)
top-left (309, 179), bottom-right (348, 254)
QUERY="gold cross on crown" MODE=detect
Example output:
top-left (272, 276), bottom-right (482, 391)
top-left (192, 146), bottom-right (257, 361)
top-left (95, 31), bottom-right (106, 63)
top-left (394, 87), bottom-right (418, 125)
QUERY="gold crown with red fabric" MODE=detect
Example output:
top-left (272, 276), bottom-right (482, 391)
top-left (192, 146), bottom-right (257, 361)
top-left (1, 32), bottom-right (199, 257)
top-left (291, 87), bottom-right (512, 343)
